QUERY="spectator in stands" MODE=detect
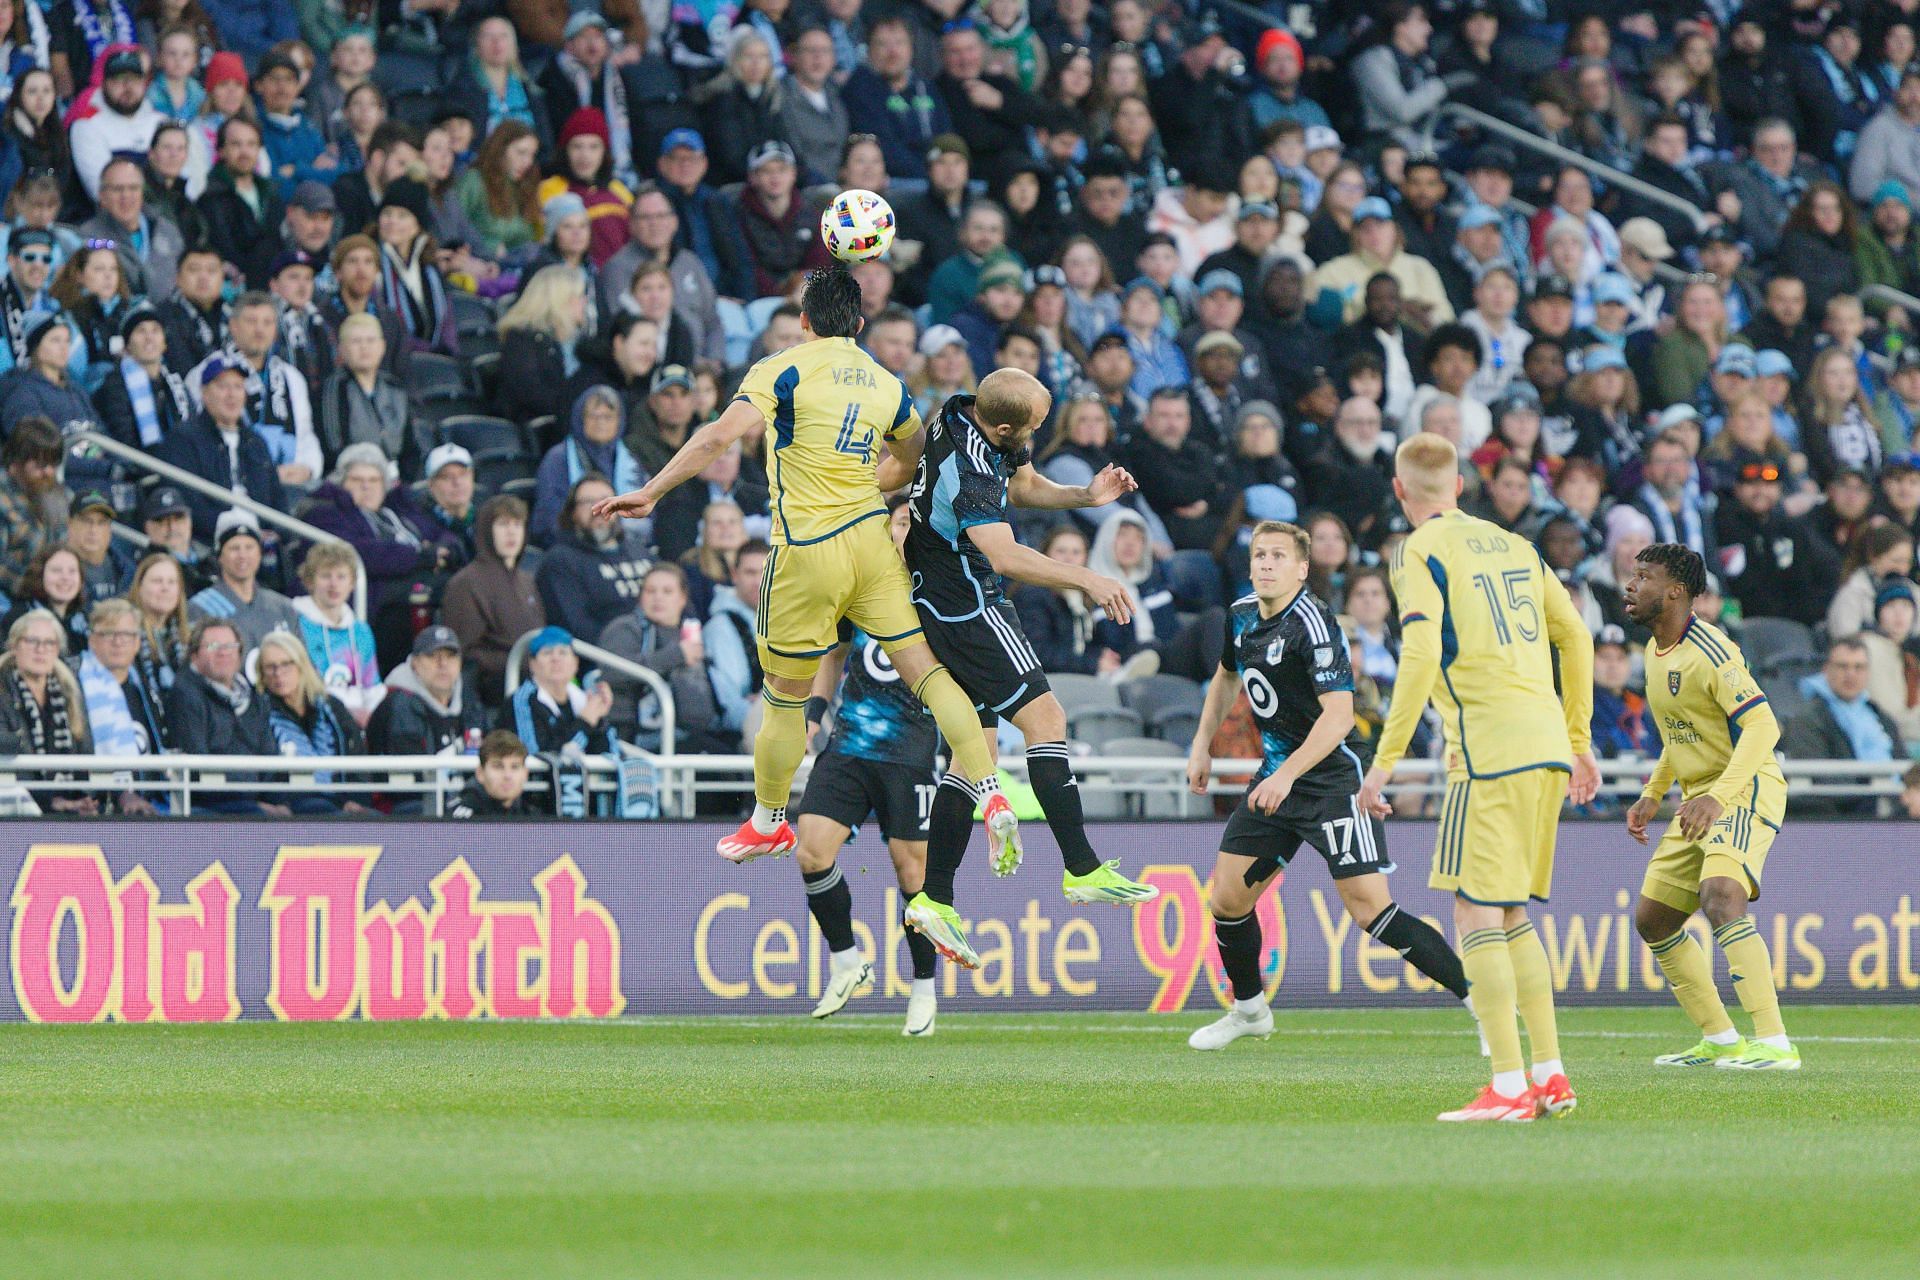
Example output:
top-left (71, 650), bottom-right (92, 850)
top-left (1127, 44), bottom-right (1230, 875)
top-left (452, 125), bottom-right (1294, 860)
top-left (933, 17), bottom-right (1041, 180)
top-left (1717, 119), bottom-right (1818, 261)
top-left (447, 17), bottom-right (548, 156)
top-left (1311, 198), bottom-right (1453, 330)
top-left (0, 418), bottom-right (67, 595)
top-left (654, 440), bottom-right (768, 565)
top-left (156, 247), bottom-right (227, 379)
top-left (0, 313), bottom-right (100, 446)
top-left (1623, 116), bottom-right (1713, 258)
top-left (1630, 428), bottom-right (1712, 559)
top-left (1801, 346), bottom-right (1887, 485)
top-left (600, 560), bottom-right (728, 752)
top-left (195, 291), bottom-right (320, 491)
top-left (537, 108), bottom-right (634, 269)
top-left (1781, 637), bottom-right (1902, 815)
top-left (1331, 274), bottom-right (1425, 431)
top-left (0, 230), bottom-right (69, 381)
top-left (0, 606), bottom-right (96, 811)
top-left (62, 490), bottom-right (126, 607)
top-left (291, 538), bottom-right (382, 724)
top-left (394, 443), bottom-right (478, 566)
top-left (1828, 524), bottom-right (1916, 640)
top-left (535, 13), bottom-right (637, 184)
top-left (141, 120), bottom-right (209, 248)
top-left (600, 184), bottom-right (723, 367)
top-left (77, 598), bottom-right (162, 791)
top-left (199, 117), bottom-right (285, 289)
top-left (1124, 386), bottom-right (1223, 553)
top-left (654, 128), bottom-right (723, 290)
top-left (374, 177), bottom-right (458, 358)
top-left (1791, 15), bottom-right (1878, 166)
top-left (167, 616), bottom-right (289, 814)
top-left (316, 312), bottom-right (413, 478)
top-left (453, 120), bottom-right (542, 271)
top-left (1650, 277), bottom-right (1728, 410)
top-left (1247, 27), bottom-right (1326, 131)
top-left (1715, 458), bottom-right (1839, 629)
top-left (250, 50), bottom-right (332, 202)
top-left (1779, 184), bottom-right (1863, 320)
top-left (449, 728), bottom-right (533, 817)
top-left (498, 265), bottom-right (593, 427)
top-left (1089, 506), bottom-right (1223, 682)
top-left (536, 474), bottom-right (650, 644)
top-left (629, 362), bottom-right (699, 476)
top-left (501, 624), bottom-right (614, 755)
top-left (127, 545), bottom-right (190, 712)
top-left (1862, 579), bottom-right (1920, 743)
top-left (1474, 453), bottom-right (1548, 540)
top-left (155, 357), bottom-right (289, 540)
top-left (1880, 453), bottom-right (1920, 543)
top-left (2, 68), bottom-right (68, 195)
top-left (255, 628), bottom-right (365, 811)
top-left (79, 157), bottom-right (183, 302)
top-left (1812, 464), bottom-right (1879, 565)
top-left (442, 494), bottom-right (543, 707)
top-left (776, 27), bottom-right (848, 185)
top-left (269, 250), bottom-right (334, 397)
top-left (131, 486), bottom-right (199, 592)
top-left (717, 139), bottom-right (831, 302)
top-left (1351, 3), bottom-right (1465, 153)
top-left (1851, 67), bottom-right (1920, 204)
top-left (702, 537), bottom-right (764, 745)
top-left (95, 303), bottom-right (190, 452)
top-left (1099, 93), bottom-right (1174, 211)
top-left (367, 622), bottom-right (486, 756)
top-left (533, 383), bottom-right (648, 546)
top-left (330, 121), bottom-right (420, 242)
top-left (1589, 622), bottom-right (1657, 758)
top-left (1017, 523), bottom-right (1118, 676)
top-left (3, 542), bottom-right (87, 655)
top-left (693, 27), bottom-right (784, 188)
top-left (671, 499), bottom-right (748, 623)
top-left (842, 17), bottom-right (948, 185)
top-left (186, 510), bottom-right (297, 649)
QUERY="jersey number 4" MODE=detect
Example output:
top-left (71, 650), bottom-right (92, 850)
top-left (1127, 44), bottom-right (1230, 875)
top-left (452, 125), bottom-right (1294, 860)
top-left (835, 403), bottom-right (875, 465)
top-left (1471, 569), bottom-right (1540, 645)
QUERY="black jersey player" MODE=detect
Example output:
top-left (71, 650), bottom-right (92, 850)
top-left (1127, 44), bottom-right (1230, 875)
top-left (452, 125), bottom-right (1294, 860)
top-left (881, 369), bottom-right (1158, 970)
top-left (792, 501), bottom-right (944, 1034)
top-left (1182, 520), bottom-right (1474, 1049)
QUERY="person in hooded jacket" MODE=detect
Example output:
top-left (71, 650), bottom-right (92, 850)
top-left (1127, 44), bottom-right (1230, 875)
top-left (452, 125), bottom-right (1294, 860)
top-left (534, 473), bottom-right (652, 644)
top-left (531, 383), bottom-right (651, 546)
top-left (442, 494), bottom-right (545, 708)
top-left (366, 623), bottom-right (487, 756)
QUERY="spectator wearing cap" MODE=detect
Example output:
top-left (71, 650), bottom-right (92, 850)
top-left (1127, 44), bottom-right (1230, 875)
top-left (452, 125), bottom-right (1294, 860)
top-left (1701, 344), bottom-right (1759, 436)
top-left (1195, 201), bottom-right (1281, 303)
top-left (1180, 269), bottom-right (1276, 393)
top-left (1579, 272), bottom-right (1644, 353)
top-left (1780, 637), bottom-right (1904, 815)
top-left (199, 116), bottom-right (288, 290)
top-left (629, 361), bottom-right (699, 480)
top-left (537, 108), bottom-right (637, 268)
top-left (842, 15), bottom-right (952, 184)
top-left (186, 291), bottom-right (321, 492)
top-left (317, 311), bottom-right (414, 479)
top-left (598, 185), bottom-right (724, 367)
top-left (1851, 67), bottom-right (1920, 204)
top-left (1855, 182), bottom-right (1920, 329)
top-left (1440, 205), bottom-right (1522, 317)
top-left (1751, 348), bottom-right (1804, 451)
top-left (78, 157), bottom-right (186, 302)
top-left (656, 128), bottom-right (725, 287)
top-left (501, 624), bottom-right (614, 756)
top-left (1247, 27), bottom-right (1328, 132)
top-left (1309, 197), bottom-right (1454, 330)
top-left (1714, 455), bottom-right (1840, 629)
top-left (714, 138), bottom-right (830, 300)
top-left (1590, 623), bottom-right (1658, 759)
top-left (0, 313), bottom-right (103, 447)
top-left (443, 494), bottom-right (544, 706)
top-left (950, 257), bottom-right (1028, 377)
top-left (892, 134), bottom-right (973, 306)
top-left (69, 46), bottom-right (166, 201)
top-left (1459, 146), bottom-right (1531, 285)
top-left (1874, 348), bottom-right (1920, 450)
top-left (269, 249), bottom-right (335, 394)
top-left (186, 510), bottom-right (298, 649)
top-left (133, 485), bottom-right (205, 592)
top-left (907, 323), bottom-right (974, 421)
top-left (367, 622), bottom-right (487, 756)
top-left (1861, 579), bottom-right (1920, 745)
top-left (371, 176), bottom-right (459, 358)
top-left (53, 488), bottom-right (124, 610)
top-left (1612, 217), bottom-right (1671, 333)
top-left (933, 19), bottom-right (1044, 180)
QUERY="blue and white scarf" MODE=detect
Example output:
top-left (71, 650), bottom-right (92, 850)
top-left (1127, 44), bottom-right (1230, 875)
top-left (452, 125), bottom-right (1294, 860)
top-left (79, 650), bottom-right (142, 757)
top-left (1636, 480), bottom-right (1707, 557)
top-left (72, 1), bottom-right (134, 76)
top-left (118, 356), bottom-right (188, 447)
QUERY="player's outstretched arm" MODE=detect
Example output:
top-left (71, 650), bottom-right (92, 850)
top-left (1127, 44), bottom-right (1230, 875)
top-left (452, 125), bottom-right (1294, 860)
top-left (965, 521), bottom-right (1134, 624)
top-left (1186, 664), bottom-right (1240, 794)
top-left (1007, 462), bottom-right (1138, 511)
top-left (875, 424), bottom-right (927, 493)
top-left (592, 399), bottom-right (762, 521)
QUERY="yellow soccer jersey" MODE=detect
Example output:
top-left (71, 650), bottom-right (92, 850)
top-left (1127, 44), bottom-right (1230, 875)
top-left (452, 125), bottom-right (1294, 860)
top-left (733, 336), bottom-right (922, 546)
top-left (1641, 615), bottom-right (1786, 814)
top-left (1378, 509), bottom-right (1594, 778)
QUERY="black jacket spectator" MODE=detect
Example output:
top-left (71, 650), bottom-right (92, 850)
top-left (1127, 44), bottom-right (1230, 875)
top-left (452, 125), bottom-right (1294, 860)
top-left (94, 359), bottom-right (191, 452)
top-left (1122, 431), bottom-right (1226, 552)
top-left (1776, 226), bottom-right (1860, 320)
top-left (153, 412), bottom-right (290, 540)
top-left (1148, 57), bottom-right (1252, 174)
top-left (1624, 152), bottom-right (1716, 254)
top-left (1720, 49), bottom-right (1798, 148)
top-left (934, 69), bottom-right (1042, 178)
top-left (198, 168), bottom-right (288, 290)
top-left (442, 497), bottom-right (546, 706)
top-left (367, 665), bottom-right (487, 755)
top-left (497, 326), bottom-right (577, 426)
top-left (166, 667), bottom-right (277, 805)
top-left (1713, 495), bottom-right (1841, 629)
top-left (157, 294), bottom-right (227, 377)
top-left (1014, 583), bottom-right (1103, 675)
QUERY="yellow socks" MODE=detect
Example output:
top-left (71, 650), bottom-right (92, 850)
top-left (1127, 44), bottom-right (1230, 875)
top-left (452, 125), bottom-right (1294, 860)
top-left (753, 686), bottom-right (811, 812)
top-left (1714, 917), bottom-right (1785, 1040)
top-left (1461, 928), bottom-right (1522, 1075)
top-left (1505, 920), bottom-right (1561, 1065)
top-left (912, 666), bottom-right (996, 784)
top-left (1649, 928), bottom-right (1736, 1038)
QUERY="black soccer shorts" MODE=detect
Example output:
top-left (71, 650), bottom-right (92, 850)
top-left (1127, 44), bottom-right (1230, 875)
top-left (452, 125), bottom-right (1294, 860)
top-left (796, 750), bottom-right (936, 842)
top-left (916, 598), bottom-right (1052, 725)
top-left (1218, 788), bottom-right (1396, 883)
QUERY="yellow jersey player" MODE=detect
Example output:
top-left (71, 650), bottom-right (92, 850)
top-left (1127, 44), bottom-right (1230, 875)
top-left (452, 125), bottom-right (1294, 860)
top-left (594, 267), bottom-right (1004, 862)
top-left (1623, 543), bottom-right (1798, 1070)
top-left (1357, 435), bottom-right (1600, 1123)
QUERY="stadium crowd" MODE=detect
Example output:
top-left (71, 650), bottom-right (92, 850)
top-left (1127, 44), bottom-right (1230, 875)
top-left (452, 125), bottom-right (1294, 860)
top-left (0, 0), bottom-right (1916, 817)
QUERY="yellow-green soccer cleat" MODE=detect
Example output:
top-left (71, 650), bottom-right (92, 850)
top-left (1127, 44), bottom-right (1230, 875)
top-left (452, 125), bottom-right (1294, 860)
top-left (1062, 860), bottom-right (1161, 905)
top-left (1714, 1041), bottom-right (1802, 1071)
top-left (1655, 1037), bottom-right (1750, 1067)
top-left (904, 893), bottom-right (981, 970)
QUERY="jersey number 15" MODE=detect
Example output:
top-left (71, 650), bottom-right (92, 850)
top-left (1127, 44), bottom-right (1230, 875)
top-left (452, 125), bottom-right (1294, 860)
top-left (1471, 570), bottom-right (1540, 645)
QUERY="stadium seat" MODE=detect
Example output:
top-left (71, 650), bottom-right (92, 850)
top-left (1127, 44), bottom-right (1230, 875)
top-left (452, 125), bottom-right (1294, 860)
top-left (1101, 738), bottom-right (1190, 817)
top-left (469, 451), bottom-right (536, 497)
top-left (469, 351), bottom-right (502, 402)
top-left (1761, 672), bottom-right (1811, 723)
top-left (525, 415), bottom-right (563, 455)
top-left (716, 298), bottom-right (753, 368)
top-left (438, 415), bottom-right (528, 459)
top-left (1050, 673), bottom-right (1119, 714)
top-left (412, 388), bottom-right (487, 433)
top-left (1148, 706), bottom-right (1202, 746)
top-left (451, 291), bottom-right (497, 338)
top-left (500, 476), bottom-right (540, 506)
top-left (405, 352), bottom-right (471, 400)
top-left (1741, 618), bottom-right (1819, 674)
top-left (1119, 673), bottom-right (1203, 721)
top-left (1066, 705), bottom-right (1144, 749)
top-left (745, 295), bottom-right (785, 337)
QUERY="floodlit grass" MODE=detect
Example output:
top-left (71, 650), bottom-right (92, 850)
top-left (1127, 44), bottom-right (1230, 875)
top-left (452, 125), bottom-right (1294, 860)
top-left (1, 1006), bottom-right (1915, 1278)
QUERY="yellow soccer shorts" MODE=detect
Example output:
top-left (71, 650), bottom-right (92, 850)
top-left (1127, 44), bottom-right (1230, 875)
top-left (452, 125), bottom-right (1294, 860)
top-left (757, 514), bottom-right (925, 680)
top-left (1641, 791), bottom-right (1782, 915)
top-left (1431, 768), bottom-right (1569, 906)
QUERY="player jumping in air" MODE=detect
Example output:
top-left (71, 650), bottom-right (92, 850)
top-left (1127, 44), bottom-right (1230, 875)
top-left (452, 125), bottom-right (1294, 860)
top-left (593, 268), bottom-right (1005, 863)
top-left (1623, 543), bottom-right (1799, 1070)
top-left (1358, 435), bottom-right (1601, 1123)
top-left (1182, 521), bottom-right (1472, 1049)
top-left (886, 369), bottom-right (1159, 969)
top-left (793, 499), bottom-right (942, 1035)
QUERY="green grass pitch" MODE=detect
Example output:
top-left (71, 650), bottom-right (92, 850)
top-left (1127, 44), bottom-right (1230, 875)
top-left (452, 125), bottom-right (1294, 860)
top-left (1, 1006), bottom-right (1915, 1278)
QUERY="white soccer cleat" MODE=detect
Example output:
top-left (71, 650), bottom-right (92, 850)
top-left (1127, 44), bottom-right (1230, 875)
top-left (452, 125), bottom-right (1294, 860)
top-left (1187, 1003), bottom-right (1274, 1050)
top-left (810, 961), bottom-right (872, 1019)
top-left (903, 990), bottom-right (937, 1037)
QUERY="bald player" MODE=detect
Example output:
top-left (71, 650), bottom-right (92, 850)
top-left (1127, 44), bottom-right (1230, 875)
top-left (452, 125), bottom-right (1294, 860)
top-left (1358, 433), bottom-right (1601, 1122)
top-left (888, 369), bottom-right (1161, 970)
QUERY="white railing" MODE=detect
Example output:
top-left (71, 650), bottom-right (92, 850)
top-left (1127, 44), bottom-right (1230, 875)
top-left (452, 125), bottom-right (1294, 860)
top-left (75, 429), bottom-right (370, 621)
top-left (0, 753), bottom-right (1900, 819)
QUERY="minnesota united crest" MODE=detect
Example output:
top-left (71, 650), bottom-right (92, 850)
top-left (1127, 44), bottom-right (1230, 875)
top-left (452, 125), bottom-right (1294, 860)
top-left (1267, 637), bottom-right (1285, 664)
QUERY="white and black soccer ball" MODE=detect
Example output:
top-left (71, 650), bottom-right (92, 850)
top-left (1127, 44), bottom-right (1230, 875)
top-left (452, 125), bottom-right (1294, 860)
top-left (821, 189), bottom-right (896, 263)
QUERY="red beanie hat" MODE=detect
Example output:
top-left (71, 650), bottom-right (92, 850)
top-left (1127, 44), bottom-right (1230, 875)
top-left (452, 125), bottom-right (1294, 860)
top-left (203, 51), bottom-right (248, 91)
top-left (1256, 28), bottom-right (1303, 70)
top-left (559, 107), bottom-right (612, 148)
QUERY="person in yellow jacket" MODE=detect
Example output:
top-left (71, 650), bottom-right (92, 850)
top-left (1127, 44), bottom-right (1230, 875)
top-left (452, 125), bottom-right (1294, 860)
top-left (1306, 197), bottom-right (1455, 329)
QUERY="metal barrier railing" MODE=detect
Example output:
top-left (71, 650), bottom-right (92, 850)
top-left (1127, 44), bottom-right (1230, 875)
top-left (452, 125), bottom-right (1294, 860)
top-left (503, 629), bottom-right (683, 808)
top-left (1861, 283), bottom-right (1920, 317)
top-left (74, 429), bottom-right (369, 621)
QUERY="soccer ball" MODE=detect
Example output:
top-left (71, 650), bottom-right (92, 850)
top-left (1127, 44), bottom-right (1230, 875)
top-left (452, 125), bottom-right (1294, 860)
top-left (822, 189), bottom-right (896, 263)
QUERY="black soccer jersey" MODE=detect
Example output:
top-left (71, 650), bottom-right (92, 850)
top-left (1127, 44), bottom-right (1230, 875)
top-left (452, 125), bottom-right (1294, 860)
top-left (825, 621), bottom-right (939, 768)
top-left (1220, 589), bottom-right (1370, 798)
top-left (904, 393), bottom-right (1032, 621)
